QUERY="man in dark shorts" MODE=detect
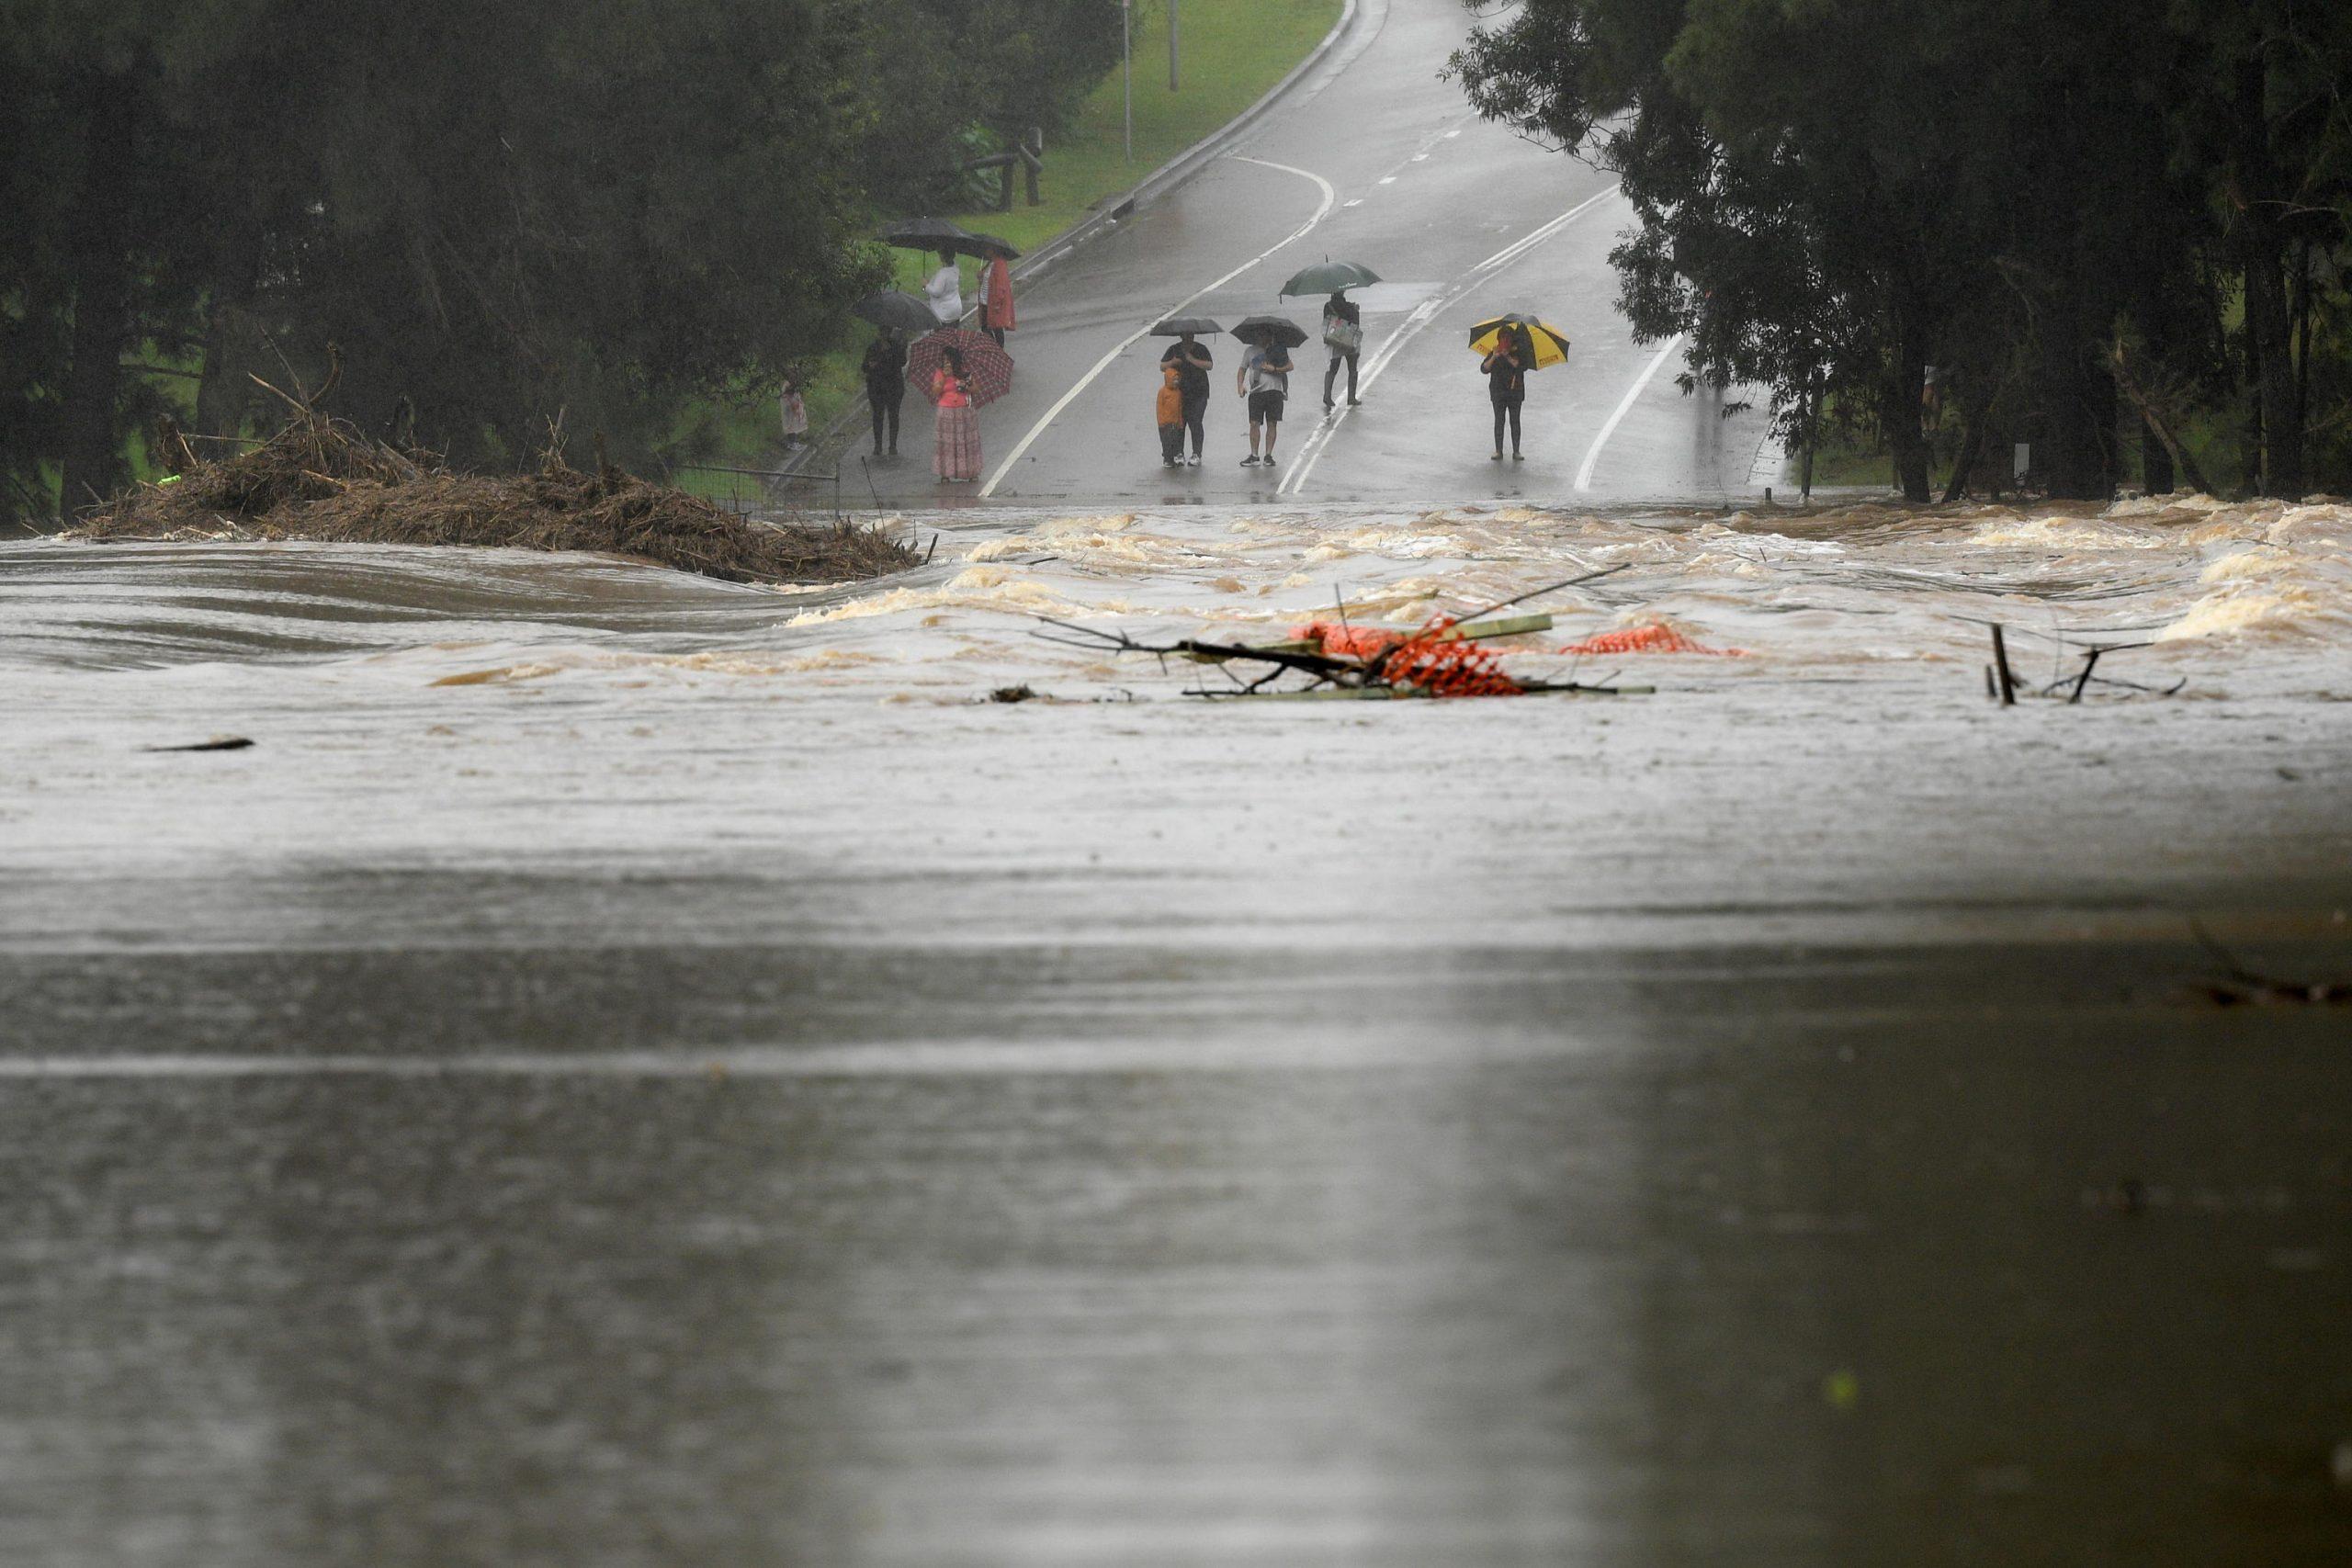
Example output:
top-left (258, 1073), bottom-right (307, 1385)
top-left (1159, 332), bottom-right (1213, 465)
top-left (861, 329), bottom-right (906, 457)
top-left (1237, 338), bottom-right (1294, 467)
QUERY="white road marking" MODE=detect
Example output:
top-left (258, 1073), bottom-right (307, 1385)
top-left (1574, 334), bottom-right (1683, 491)
top-left (1277, 184), bottom-right (1620, 496)
top-left (976, 156), bottom-right (1338, 499)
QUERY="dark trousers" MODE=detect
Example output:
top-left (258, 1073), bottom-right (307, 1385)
top-left (1159, 422), bottom-right (1185, 462)
top-left (1182, 395), bottom-right (1206, 458)
top-left (1492, 395), bottom-right (1522, 454)
top-left (869, 388), bottom-right (901, 453)
top-left (1324, 350), bottom-right (1358, 405)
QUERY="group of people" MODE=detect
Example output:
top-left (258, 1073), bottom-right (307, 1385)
top-left (1151, 290), bottom-right (1368, 470)
top-left (848, 265), bottom-right (1539, 483)
top-left (854, 246), bottom-right (1017, 483)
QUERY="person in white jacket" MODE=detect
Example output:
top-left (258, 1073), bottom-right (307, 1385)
top-left (924, 250), bottom-right (963, 326)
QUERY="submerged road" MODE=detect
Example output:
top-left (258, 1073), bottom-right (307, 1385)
top-left (855, 0), bottom-right (1780, 509)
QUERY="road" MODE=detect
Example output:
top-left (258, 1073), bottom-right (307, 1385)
top-left (851, 0), bottom-right (1779, 510)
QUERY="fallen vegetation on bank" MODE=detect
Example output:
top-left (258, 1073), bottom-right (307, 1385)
top-left (77, 402), bottom-right (917, 585)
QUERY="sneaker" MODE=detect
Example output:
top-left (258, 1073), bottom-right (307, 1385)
top-left (1241, 455), bottom-right (1259, 467)
top-left (1511, 452), bottom-right (1524, 462)
top-left (1491, 451), bottom-right (1503, 461)
top-left (1348, 398), bottom-right (1363, 407)
top-left (1187, 455), bottom-right (1200, 466)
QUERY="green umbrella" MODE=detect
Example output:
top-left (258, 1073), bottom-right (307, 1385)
top-left (1279, 260), bottom-right (1381, 298)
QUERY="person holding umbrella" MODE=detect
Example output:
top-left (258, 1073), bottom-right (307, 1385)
top-left (1278, 261), bottom-right (1378, 412)
top-left (1154, 320), bottom-right (1217, 467)
top-left (925, 249), bottom-right (964, 327)
top-left (1469, 312), bottom-right (1571, 462)
top-left (930, 345), bottom-right (980, 482)
top-left (1483, 328), bottom-right (1528, 461)
top-left (1231, 317), bottom-right (1302, 468)
top-left (905, 328), bottom-right (1012, 484)
top-left (851, 292), bottom-right (936, 458)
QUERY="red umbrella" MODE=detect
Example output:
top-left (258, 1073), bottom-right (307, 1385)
top-left (906, 329), bottom-right (1014, 407)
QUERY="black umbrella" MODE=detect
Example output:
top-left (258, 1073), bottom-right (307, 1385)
top-left (966, 232), bottom-right (1022, 261)
top-left (1279, 260), bottom-right (1381, 298)
top-left (1232, 315), bottom-right (1308, 348)
top-left (880, 216), bottom-right (979, 253)
top-left (1150, 316), bottom-right (1223, 337)
top-left (854, 290), bottom-right (944, 333)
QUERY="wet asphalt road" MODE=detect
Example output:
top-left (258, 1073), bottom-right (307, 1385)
top-left (7, 933), bottom-right (2351, 1566)
top-left (853, 0), bottom-right (1780, 511)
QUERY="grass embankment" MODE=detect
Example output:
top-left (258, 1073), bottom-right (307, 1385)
top-left (683, 0), bottom-right (1341, 486)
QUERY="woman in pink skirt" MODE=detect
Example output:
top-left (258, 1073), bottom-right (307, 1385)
top-left (932, 347), bottom-right (982, 483)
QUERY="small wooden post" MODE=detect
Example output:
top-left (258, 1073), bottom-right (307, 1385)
top-left (1989, 623), bottom-right (2017, 705)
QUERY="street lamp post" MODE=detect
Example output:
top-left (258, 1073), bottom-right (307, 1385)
top-left (1122, 0), bottom-right (1133, 161)
top-left (1170, 0), bottom-right (1179, 90)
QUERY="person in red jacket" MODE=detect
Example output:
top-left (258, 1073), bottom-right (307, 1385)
top-left (979, 254), bottom-right (1016, 349)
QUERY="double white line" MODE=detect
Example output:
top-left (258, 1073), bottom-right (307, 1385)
top-left (1276, 183), bottom-right (1621, 496)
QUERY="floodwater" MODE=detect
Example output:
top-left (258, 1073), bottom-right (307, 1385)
top-left (4, 496), bottom-right (2351, 1565)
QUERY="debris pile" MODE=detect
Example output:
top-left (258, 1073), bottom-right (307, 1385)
top-left (78, 405), bottom-right (917, 585)
top-left (1037, 567), bottom-right (1662, 701)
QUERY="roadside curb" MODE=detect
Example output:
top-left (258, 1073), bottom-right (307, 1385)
top-left (1017, 0), bottom-right (1363, 288)
top-left (796, 0), bottom-right (1365, 482)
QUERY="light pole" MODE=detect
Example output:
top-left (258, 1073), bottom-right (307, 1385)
top-left (1122, 0), bottom-right (1133, 161)
top-left (1170, 0), bottom-right (1179, 90)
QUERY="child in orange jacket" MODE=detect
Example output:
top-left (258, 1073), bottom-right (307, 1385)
top-left (1156, 364), bottom-right (1186, 466)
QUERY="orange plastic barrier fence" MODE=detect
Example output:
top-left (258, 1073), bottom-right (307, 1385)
top-left (1559, 622), bottom-right (1746, 657)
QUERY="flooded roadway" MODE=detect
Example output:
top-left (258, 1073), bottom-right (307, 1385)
top-left (5, 494), bottom-right (2352, 1564)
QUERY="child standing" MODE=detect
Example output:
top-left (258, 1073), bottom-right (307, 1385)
top-left (1155, 363), bottom-right (1186, 466)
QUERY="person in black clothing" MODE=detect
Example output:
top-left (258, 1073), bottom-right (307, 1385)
top-left (1159, 331), bottom-right (1214, 465)
top-left (1482, 328), bottom-right (1529, 460)
top-left (1321, 291), bottom-right (1363, 410)
top-left (861, 330), bottom-right (907, 457)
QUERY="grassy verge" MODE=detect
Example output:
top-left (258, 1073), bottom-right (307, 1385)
top-left (678, 0), bottom-right (1342, 482)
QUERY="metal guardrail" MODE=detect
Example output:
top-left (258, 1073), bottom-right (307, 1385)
top-left (666, 460), bottom-right (843, 521)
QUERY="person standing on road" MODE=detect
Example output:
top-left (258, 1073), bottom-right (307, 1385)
top-left (1321, 291), bottom-right (1363, 411)
top-left (932, 345), bottom-right (982, 482)
top-left (1483, 329), bottom-right (1528, 461)
top-left (979, 253), bottom-right (1015, 349)
top-left (1155, 363), bottom-right (1186, 466)
top-left (1238, 338), bottom-right (1294, 467)
top-left (1159, 331), bottom-right (1213, 466)
top-left (862, 330), bottom-right (906, 457)
top-left (925, 249), bottom-right (963, 326)
top-left (778, 371), bottom-right (808, 448)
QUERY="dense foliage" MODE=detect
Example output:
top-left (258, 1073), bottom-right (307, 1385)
top-left (0, 0), bottom-right (1121, 524)
top-left (1454, 0), bottom-right (2352, 499)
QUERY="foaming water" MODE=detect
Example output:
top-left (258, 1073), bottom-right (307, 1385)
top-left (5, 495), bottom-right (2349, 695)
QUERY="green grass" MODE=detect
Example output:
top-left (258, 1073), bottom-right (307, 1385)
top-left (690, 0), bottom-right (1343, 468)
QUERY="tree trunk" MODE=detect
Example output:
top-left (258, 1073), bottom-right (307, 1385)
top-left (1882, 310), bottom-right (1931, 502)
top-left (2142, 416), bottom-right (2174, 495)
top-left (193, 222), bottom-right (266, 439)
top-left (2234, 58), bottom-right (2302, 497)
top-left (56, 71), bottom-right (139, 513)
top-left (1940, 389), bottom-right (1992, 503)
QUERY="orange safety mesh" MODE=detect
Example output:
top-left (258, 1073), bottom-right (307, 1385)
top-left (1372, 617), bottom-right (1523, 697)
top-left (1286, 616), bottom-right (1523, 696)
top-left (1558, 621), bottom-right (1746, 657)
top-left (1288, 620), bottom-right (1402, 659)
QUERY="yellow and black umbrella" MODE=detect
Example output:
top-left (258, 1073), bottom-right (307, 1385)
top-left (1468, 312), bottom-right (1573, 369)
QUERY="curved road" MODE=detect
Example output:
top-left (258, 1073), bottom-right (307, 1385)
top-left (858, 0), bottom-right (1781, 509)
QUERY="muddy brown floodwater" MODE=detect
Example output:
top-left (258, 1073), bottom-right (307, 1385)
top-left (3, 495), bottom-right (2350, 1565)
